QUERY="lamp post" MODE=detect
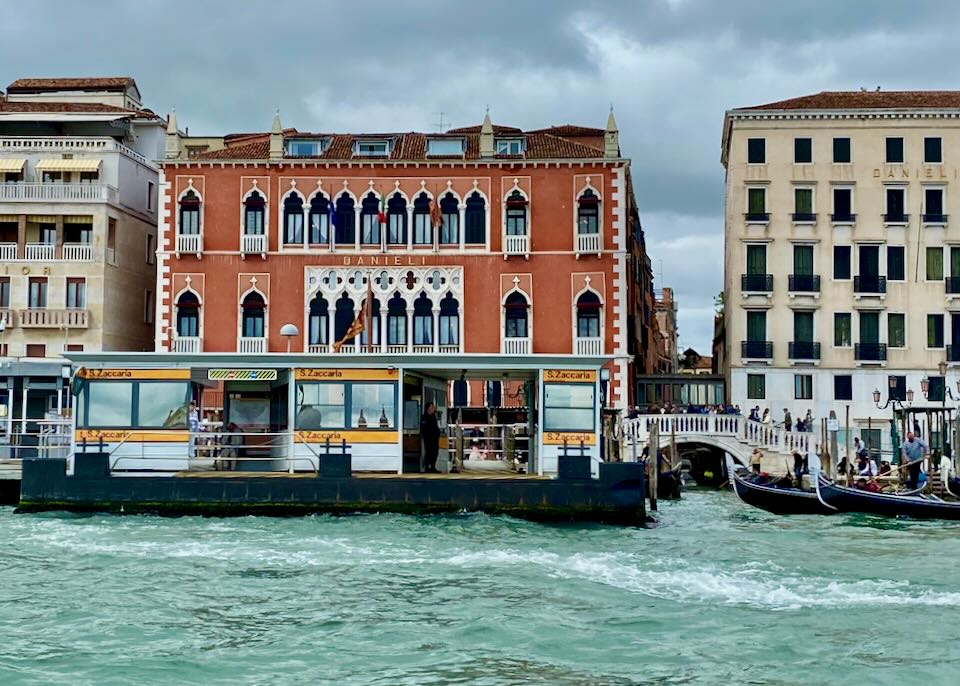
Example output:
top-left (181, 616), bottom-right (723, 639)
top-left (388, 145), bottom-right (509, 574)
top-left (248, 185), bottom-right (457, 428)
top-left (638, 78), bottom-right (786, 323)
top-left (920, 360), bottom-right (960, 460)
top-left (873, 376), bottom-right (913, 463)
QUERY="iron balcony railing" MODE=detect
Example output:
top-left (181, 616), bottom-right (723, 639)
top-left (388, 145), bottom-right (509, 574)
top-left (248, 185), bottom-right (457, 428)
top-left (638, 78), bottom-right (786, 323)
top-left (854, 275), bottom-right (887, 294)
top-left (741, 340), bottom-right (773, 359)
top-left (791, 212), bottom-right (817, 222)
top-left (788, 274), bottom-right (821, 293)
top-left (744, 212), bottom-right (770, 223)
top-left (883, 213), bottom-right (909, 224)
top-left (741, 274), bottom-right (773, 292)
top-left (830, 213), bottom-right (856, 223)
top-left (923, 213), bottom-right (948, 224)
top-left (855, 343), bottom-right (887, 362)
top-left (789, 341), bottom-right (821, 360)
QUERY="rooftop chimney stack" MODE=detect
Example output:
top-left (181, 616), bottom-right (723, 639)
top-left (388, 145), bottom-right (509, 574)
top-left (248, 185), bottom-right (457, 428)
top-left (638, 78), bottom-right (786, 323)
top-left (479, 108), bottom-right (494, 158)
top-left (269, 108), bottom-right (284, 160)
top-left (604, 106), bottom-right (619, 158)
top-left (164, 109), bottom-right (181, 160)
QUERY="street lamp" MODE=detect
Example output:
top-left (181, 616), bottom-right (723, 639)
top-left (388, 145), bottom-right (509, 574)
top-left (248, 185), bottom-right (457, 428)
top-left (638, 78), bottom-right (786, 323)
top-left (874, 377), bottom-right (913, 462)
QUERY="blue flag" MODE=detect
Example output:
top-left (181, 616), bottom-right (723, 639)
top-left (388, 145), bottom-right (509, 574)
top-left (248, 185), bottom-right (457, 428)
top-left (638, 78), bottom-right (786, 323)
top-left (328, 194), bottom-right (337, 230)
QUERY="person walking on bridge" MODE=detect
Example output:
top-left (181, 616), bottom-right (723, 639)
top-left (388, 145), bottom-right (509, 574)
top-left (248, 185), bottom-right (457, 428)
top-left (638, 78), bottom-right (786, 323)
top-left (783, 408), bottom-right (793, 432)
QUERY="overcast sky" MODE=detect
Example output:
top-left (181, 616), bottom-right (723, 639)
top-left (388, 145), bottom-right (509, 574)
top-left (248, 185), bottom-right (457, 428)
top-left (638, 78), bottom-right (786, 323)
top-left (4, 0), bottom-right (959, 352)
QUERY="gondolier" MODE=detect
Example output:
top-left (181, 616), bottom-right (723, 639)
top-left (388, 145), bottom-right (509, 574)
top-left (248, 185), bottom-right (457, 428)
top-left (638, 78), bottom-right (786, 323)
top-left (901, 433), bottom-right (929, 490)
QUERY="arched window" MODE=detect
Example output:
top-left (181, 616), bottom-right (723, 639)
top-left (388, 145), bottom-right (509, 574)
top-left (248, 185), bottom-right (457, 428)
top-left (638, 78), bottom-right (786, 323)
top-left (244, 191), bottom-right (265, 235)
top-left (309, 195), bottom-right (330, 245)
top-left (413, 193), bottom-right (431, 245)
top-left (176, 291), bottom-right (200, 337)
top-left (334, 193), bottom-right (355, 245)
top-left (486, 380), bottom-right (502, 407)
top-left (241, 292), bottom-right (265, 338)
top-left (504, 291), bottom-right (528, 338)
top-left (439, 292), bottom-right (459, 347)
top-left (334, 293), bottom-right (356, 344)
top-left (283, 193), bottom-right (304, 245)
top-left (308, 295), bottom-right (328, 345)
top-left (360, 192), bottom-right (381, 245)
top-left (578, 189), bottom-right (600, 235)
top-left (576, 291), bottom-right (602, 338)
top-left (179, 191), bottom-right (200, 235)
top-left (464, 191), bottom-right (486, 244)
top-left (387, 292), bottom-right (407, 346)
top-left (387, 194), bottom-right (407, 244)
top-left (440, 192), bottom-right (459, 245)
top-left (413, 293), bottom-right (433, 346)
top-left (505, 190), bottom-right (528, 236)
top-left (453, 379), bottom-right (468, 407)
top-left (359, 298), bottom-right (381, 347)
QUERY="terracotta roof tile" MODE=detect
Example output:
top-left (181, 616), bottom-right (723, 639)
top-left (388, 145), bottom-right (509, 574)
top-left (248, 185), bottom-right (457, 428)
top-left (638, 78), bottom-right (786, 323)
top-left (0, 100), bottom-right (142, 115)
top-left (197, 139), bottom-right (270, 159)
top-left (527, 124), bottom-right (604, 136)
top-left (447, 123), bottom-right (523, 134)
top-left (6, 77), bottom-right (136, 93)
top-left (740, 90), bottom-right (960, 111)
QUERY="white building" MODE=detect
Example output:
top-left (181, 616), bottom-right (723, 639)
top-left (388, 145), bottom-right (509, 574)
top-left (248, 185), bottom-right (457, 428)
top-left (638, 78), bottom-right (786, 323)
top-left (0, 77), bottom-right (163, 446)
top-left (721, 90), bottom-right (960, 453)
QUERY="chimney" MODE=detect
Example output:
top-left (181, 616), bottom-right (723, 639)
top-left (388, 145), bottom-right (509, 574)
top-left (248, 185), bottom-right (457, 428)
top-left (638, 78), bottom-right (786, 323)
top-left (479, 108), bottom-right (494, 158)
top-left (269, 108), bottom-right (284, 160)
top-left (604, 106), bottom-right (619, 158)
top-left (164, 109), bottom-right (181, 160)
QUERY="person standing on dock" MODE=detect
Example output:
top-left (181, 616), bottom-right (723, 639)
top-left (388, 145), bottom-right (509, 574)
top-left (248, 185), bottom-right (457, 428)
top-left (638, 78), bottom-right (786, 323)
top-left (901, 433), bottom-right (929, 489)
top-left (187, 400), bottom-right (202, 459)
top-left (421, 402), bottom-right (441, 474)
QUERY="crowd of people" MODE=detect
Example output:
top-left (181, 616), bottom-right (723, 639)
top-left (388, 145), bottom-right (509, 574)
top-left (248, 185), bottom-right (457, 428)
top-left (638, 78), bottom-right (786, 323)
top-left (628, 403), bottom-right (818, 432)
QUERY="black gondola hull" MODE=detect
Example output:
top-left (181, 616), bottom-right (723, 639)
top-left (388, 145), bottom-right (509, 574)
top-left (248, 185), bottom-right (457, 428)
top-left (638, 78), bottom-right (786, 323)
top-left (818, 479), bottom-right (960, 520)
top-left (732, 473), bottom-right (834, 515)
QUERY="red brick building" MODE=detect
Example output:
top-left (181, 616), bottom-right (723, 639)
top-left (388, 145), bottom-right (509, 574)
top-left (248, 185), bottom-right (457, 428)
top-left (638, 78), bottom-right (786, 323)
top-left (157, 111), bottom-right (656, 409)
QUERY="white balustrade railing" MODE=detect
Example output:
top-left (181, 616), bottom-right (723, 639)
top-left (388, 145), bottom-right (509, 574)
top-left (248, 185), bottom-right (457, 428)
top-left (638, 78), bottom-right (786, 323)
top-left (237, 337), bottom-right (267, 353)
top-left (0, 309), bottom-right (13, 328)
top-left (412, 344), bottom-right (433, 353)
top-left (503, 337), bottom-right (531, 355)
top-left (438, 344), bottom-right (460, 354)
top-left (25, 243), bottom-right (55, 260)
top-left (575, 336), bottom-right (603, 355)
top-left (18, 308), bottom-right (89, 328)
top-left (61, 243), bottom-right (93, 261)
top-left (0, 243), bottom-right (16, 260)
top-left (577, 233), bottom-right (601, 254)
top-left (504, 234), bottom-right (529, 255)
top-left (172, 336), bottom-right (202, 353)
top-left (386, 344), bottom-right (407, 354)
top-left (176, 233), bottom-right (202, 254)
top-left (241, 233), bottom-right (267, 254)
top-left (307, 343), bottom-right (330, 354)
top-left (0, 182), bottom-right (115, 202)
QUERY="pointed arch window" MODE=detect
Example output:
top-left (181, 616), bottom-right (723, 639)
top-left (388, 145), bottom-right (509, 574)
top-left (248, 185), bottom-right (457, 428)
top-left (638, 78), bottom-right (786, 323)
top-left (308, 294), bottom-right (329, 345)
top-left (241, 292), bottom-right (265, 338)
top-left (413, 193), bottom-right (432, 245)
top-left (387, 194), bottom-right (407, 244)
top-left (576, 291), bottom-right (602, 338)
top-left (176, 291), bottom-right (200, 337)
top-left (309, 195), bottom-right (330, 245)
top-left (440, 192), bottom-right (459, 245)
top-left (505, 190), bottom-right (528, 236)
top-left (359, 298), bottom-right (381, 347)
top-left (504, 291), bottom-right (529, 338)
top-left (179, 190), bottom-right (200, 235)
top-left (334, 293), bottom-right (356, 344)
top-left (413, 293), bottom-right (433, 345)
top-left (361, 192), bottom-right (381, 245)
top-left (387, 293), bottom-right (407, 346)
top-left (244, 191), bottom-right (265, 235)
top-left (578, 189), bottom-right (600, 235)
top-left (439, 292), bottom-right (459, 346)
top-left (283, 193), bottom-right (304, 244)
top-left (334, 194), bottom-right (355, 245)
top-left (465, 191), bottom-right (486, 244)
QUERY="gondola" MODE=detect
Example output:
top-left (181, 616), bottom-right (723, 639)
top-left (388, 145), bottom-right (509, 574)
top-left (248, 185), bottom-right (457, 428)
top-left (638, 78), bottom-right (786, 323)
top-left (725, 457), bottom-right (834, 515)
top-left (947, 477), bottom-right (960, 499)
top-left (816, 476), bottom-right (960, 520)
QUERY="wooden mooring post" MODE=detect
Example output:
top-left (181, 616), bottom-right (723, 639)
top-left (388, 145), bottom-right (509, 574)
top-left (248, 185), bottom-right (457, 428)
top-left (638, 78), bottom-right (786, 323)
top-left (648, 422), bottom-right (659, 512)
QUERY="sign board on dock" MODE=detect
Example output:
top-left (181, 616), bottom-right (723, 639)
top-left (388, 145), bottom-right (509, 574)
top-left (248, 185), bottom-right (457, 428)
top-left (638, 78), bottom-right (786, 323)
top-left (207, 369), bottom-right (278, 381)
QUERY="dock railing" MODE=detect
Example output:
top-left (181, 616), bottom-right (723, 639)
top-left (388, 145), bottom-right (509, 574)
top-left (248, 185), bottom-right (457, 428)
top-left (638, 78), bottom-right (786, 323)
top-left (3, 419), bottom-right (72, 459)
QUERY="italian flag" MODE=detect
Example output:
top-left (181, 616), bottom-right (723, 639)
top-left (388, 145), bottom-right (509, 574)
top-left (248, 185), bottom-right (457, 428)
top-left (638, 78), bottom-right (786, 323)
top-left (378, 194), bottom-right (387, 224)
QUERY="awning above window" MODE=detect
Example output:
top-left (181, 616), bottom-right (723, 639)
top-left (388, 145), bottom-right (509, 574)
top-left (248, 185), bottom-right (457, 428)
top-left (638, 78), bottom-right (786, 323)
top-left (0, 158), bottom-right (26, 173)
top-left (35, 159), bottom-right (101, 172)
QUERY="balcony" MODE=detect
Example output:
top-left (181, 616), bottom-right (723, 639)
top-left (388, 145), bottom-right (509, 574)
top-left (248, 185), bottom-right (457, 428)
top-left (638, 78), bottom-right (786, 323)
top-left (854, 275), bottom-right (887, 295)
top-left (923, 213), bottom-right (948, 225)
top-left (176, 233), bottom-right (202, 255)
top-left (24, 243), bottom-right (55, 261)
top-left (503, 233), bottom-right (529, 257)
top-left (171, 336), bottom-right (202, 353)
top-left (241, 233), bottom-right (267, 255)
top-left (830, 213), bottom-right (856, 224)
top-left (0, 243), bottom-right (15, 260)
top-left (0, 309), bottom-right (13, 328)
top-left (791, 212), bottom-right (817, 223)
top-left (237, 337), bottom-right (267, 353)
top-left (438, 344), bottom-right (460, 354)
top-left (744, 212), bottom-right (769, 223)
top-left (307, 343), bottom-right (330, 354)
top-left (788, 274), bottom-right (821, 293)
top-left (741, 341), bottom-right (773, 359)
top-left (855, 343), bottom-right (887, 362)
top-left (1, 136), bottom-right (149, 166)
top-left (741, 274), bottom-right (773, 293)
top-left (0, 182), bottom-right (118, 203)
top-left (946, 277), bottom-right (960, 294)
top-left (576, 232), bottom-right (601, 255)
top-left (503, 337), bottom-right (531, 355)
top-left (948, 345), bottom-right (960, 362)
top-left (789, 341), bottom-right (821, 360)
top-left (883, 213), bottom-right (909, 225)
top-left (62, 243), bottom-right (93, 261)
top-left (576, 336), bottom-right (603, 356)
top-left (18, 308), bottom-right (89, 328)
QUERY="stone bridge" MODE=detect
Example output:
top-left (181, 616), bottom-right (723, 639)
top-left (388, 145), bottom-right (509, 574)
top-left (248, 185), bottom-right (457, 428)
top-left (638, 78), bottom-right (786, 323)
top-left (621, 414), bottom-right (822, 469)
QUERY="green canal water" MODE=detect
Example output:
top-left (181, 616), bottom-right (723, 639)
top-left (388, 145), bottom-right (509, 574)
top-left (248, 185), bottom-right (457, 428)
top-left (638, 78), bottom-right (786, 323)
top-left (2, 491), bottom-right (959, 685)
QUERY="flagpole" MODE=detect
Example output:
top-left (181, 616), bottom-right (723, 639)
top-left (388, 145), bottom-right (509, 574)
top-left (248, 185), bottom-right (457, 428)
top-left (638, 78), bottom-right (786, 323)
top-left (366, 271), bottom-right (373, 353)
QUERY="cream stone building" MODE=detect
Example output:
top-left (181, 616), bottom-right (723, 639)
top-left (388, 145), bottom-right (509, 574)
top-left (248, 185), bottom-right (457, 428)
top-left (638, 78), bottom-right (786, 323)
top-left (0, 77), bottom-right (162, 442)
top-left (722, 90), bottom-right (960, 454)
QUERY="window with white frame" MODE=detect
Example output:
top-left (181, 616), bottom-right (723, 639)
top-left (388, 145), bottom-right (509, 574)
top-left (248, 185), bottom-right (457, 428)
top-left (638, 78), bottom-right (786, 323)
top-left (576, 291), bottom-right (601, 338)
top-left (504, 291), bottom-right (529, 338)
top-left (496, 138), bottom-right (524, 155)
top-left (244, 191), bottom-right (265, 235)
top-left (413, 193), bottom-right (432, 245)
top-left (439, 293), bottom-right (459, 346)
top-left (283, 193), bottom-right (304, 244)
top-left (577, 190), bottom-right (599, 234)
top-left (426, 138), bottom-right (464, 156)
top-left (179, 191), bottom-right (200, 235)
top-left (354, 140), bottom-right (390, 156)
top-left (505, 190), bottom-right (528, 236)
